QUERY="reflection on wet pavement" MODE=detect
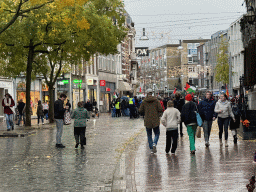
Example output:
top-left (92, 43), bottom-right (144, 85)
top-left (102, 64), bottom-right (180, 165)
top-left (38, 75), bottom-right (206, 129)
top-left (135, 122), bottom-right (256, 192)
top-left (0, 114), bottom-right (144, 191)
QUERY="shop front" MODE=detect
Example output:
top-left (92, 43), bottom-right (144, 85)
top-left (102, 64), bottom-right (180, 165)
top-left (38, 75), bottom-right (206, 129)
top-left (99, 82), bottom-right (115, 113)
top-left (87, 79), bottom-right (97, 103)
top-left (16, 78), bottom-right (41, 116)
top-left (72, 78), bottom-right (85, 109)
top-left (0, 79), bottom-right (14, 117)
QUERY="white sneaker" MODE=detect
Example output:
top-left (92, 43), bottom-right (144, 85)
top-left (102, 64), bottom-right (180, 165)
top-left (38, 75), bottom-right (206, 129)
top-left (152, 144), bottom-right (157, 153)
top-left (171, 153), bottom-right (175, 155)
top-left (225, 141), bottom-right (228, 147)
top-left (151, 150), bottom-right (154, 154)
top-left (42, 123), bottom-right (44, 125)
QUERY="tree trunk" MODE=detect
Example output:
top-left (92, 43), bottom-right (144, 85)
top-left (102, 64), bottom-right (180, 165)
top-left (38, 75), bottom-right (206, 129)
top-left (25, 42), bottom-right (34, 126)
top-left (48, 85), bottom-right (55, 123)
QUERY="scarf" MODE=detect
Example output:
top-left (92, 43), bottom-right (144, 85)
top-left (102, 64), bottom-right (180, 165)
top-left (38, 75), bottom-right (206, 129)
top-left (3, 98), bottom-right (11, 107)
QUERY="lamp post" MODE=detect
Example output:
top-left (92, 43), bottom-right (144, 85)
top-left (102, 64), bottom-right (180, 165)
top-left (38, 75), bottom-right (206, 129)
top-left (245, 6), bottom-right (256, 24)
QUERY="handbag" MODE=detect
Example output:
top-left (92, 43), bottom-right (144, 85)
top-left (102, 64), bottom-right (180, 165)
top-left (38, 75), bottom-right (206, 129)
top-left (195, 112), bottom-right (203, 127)
top-left (196, 126), bottom-right (201, 138)
top-left (64, 111), bottom-right (71, 125)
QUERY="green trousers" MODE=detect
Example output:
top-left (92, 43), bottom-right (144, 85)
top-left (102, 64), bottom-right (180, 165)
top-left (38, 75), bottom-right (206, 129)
top-left (186, 124), bottom-right (197, 151)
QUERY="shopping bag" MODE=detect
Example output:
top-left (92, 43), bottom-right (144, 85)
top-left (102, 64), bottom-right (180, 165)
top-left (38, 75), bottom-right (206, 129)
top-left (196, 126), bottom-right (201, 138)
top-left (64, 111), bottom-right (71, 125)
top-left (195, 112), bottom-right (203, 127)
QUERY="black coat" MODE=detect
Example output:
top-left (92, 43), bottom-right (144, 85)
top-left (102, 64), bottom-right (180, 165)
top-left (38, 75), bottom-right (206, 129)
top-left (174, 98), bottom-right (185, 112)
top-left (54, 99), bottom-right (66, 119)
top-left (181, 101), bottom-right (197, 125)
top-left (198, 98), bottom-right (217, 121)
top-left (17, 102), bottom-right (25, 114)
top-left (84, 102), bottom-right (92, 111)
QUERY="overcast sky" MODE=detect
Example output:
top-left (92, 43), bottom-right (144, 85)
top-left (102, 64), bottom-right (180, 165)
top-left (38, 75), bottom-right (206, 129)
top-left (123, 0), bottom-right (246, 49)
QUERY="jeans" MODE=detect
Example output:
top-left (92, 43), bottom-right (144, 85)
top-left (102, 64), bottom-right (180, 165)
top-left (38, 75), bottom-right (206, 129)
top-left (74, 127), bottom-right (86, 145)
top-left (18, 113), bottom-right (25, 125)
top-left (38, 115), bottom-right (44, 124)
top-left (55, 119), bottom-right (64, 144)
top-left (218, 117), bottom-right (230, 140)
top-left (202, 120), bottom-right (213, 143)
top-left (166, 129), bottom-right (178, 153)
top-left (5, 114), bottom-right (14, 130)
top-left (179, 122), bottom-right (183, 135)
top-left (186, 124), bottom-right (197, 151)
top-left (146, 126), bottom-right (160, 149)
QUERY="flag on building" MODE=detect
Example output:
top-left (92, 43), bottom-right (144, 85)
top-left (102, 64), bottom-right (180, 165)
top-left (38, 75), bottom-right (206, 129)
top-left (184, 83), bottom-right (196, 93)
top-left (139, 87), bottom-right (142, 93)
top-left (226, 85), bottom-right (229, 97)
top-left (173, 88), bottom-right (177, 94)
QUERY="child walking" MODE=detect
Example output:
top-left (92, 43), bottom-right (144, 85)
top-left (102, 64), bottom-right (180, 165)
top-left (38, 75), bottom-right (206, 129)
top-left (71, 102), bottom-right (90, 149)
top-left (161, 100), bottom-right (181, 155)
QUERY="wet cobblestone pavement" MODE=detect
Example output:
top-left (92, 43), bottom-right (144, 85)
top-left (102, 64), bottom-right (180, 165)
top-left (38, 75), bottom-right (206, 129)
top-left (135, 121), bottom-right (256, 192)
top-left (0, 114), bottom-right (144, 192)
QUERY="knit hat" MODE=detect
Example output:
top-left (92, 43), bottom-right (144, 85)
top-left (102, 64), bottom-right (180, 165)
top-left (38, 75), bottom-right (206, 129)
top-left (185, 94), bottom-right (193, 101)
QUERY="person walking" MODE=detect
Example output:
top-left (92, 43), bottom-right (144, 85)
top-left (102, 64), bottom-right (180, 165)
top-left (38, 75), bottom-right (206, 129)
top-left (139, 89), bottom-right (163, 154)
top-left (42, 101), bottom-right (49, 120)
top-left (54, 94), bottom-right (67, 148)
top-left (17, 99), bottom-right (26, 126)
top-left (214, 93), bottom-right (235, 147)
top-left (2, 93), bottom-right (15, 131)
top-left (181, 94), bottom-right (197, 154)
top-left (71, 101), bottom-right (90, 149)
top-left (198, 91), bottom-right (217, 147)
top-left (37, 100), bottom-right (44, 125)
top-left (161, 100), bottom-right (181, 155)
top-left (129, 96), bottom-right (135, 119)
top-left (230, 98), bottom-right (241, 144)
top-left (84, 99), bottom-right (92, 117)
top-left (66, 100), bottom-right (71, 112)
top-left (173, 92), bottom-right (185, 137)
top-left (115, 98), bottom-right (121, 117)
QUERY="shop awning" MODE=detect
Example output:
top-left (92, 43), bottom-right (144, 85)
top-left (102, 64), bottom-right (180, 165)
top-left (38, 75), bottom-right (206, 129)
top-left (119, 81), bottom-right (132, 91)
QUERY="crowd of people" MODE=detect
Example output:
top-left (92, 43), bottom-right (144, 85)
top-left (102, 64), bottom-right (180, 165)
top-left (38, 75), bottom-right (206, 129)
top-left (1, 89), bottom-right (243, 152)
top-left (137, 89), bottom-right (242, 155)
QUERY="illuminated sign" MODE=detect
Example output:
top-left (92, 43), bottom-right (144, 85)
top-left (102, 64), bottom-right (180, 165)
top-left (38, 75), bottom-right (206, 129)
top-left (100, 80), bottom-right (106, 86)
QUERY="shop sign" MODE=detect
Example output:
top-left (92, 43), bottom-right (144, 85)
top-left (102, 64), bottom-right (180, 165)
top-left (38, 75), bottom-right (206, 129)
top-left (73, 79), bottom-right (82, 84)
top-left (87, 79), bottom-right (93, 85)
top-left (106, 88), bottom-right (111, 92)
top-left (100, 80), bottom-right (106, 86)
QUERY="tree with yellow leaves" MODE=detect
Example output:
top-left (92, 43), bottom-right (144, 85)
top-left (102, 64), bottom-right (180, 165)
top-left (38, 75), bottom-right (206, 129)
top-left (0, 0), bottom-right (126, 125)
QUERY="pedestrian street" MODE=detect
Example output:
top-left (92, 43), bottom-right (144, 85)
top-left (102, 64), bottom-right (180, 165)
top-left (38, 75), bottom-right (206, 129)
top-left (135, 121), bottom-right (256, 192)
top-left (0, 115), bottom-right (256, 191)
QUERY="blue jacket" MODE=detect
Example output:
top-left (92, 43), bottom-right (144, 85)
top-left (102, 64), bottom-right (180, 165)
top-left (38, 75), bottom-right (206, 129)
top-left (198, 98), bottom-right (217, 121)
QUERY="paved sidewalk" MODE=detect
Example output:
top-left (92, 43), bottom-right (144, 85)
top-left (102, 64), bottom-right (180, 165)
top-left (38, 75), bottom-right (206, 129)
top-left (135, 121), bottom-right (256, 192)
top-left (0, 114), bottom-right (144, 192)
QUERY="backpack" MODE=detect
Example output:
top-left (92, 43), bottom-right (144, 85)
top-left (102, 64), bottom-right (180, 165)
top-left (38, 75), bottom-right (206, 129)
top-left (232, 104), bottom-right (240, 116)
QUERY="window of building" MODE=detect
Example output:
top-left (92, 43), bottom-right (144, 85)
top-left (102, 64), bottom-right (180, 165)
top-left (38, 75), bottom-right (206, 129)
top-left (188, 67), bottom-right (194, 72)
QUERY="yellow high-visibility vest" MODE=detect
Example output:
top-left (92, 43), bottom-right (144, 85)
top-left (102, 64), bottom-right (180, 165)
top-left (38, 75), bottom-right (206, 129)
top-left (115, 102), bottom-right (120, 109)
top-left (129, 98), bottom-right (133, 105)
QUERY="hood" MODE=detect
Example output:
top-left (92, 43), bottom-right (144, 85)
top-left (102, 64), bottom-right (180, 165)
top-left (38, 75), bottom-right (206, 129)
top-left (217, 99), bottom-right (229, 105)
top-left (144, 96), bottom-right (157, 103)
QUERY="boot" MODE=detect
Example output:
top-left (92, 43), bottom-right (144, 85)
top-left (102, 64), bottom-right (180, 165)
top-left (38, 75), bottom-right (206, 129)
top-left (219, 139), bottom-right (223, 146)
top-left (225, 140), bottom-right (228, 147)
top-left (234, 135), bottom-right (238, 144)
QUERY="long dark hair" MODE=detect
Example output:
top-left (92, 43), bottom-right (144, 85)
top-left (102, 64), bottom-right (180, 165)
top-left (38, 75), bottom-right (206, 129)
top-left (221, 93), bottom-right (228, 100)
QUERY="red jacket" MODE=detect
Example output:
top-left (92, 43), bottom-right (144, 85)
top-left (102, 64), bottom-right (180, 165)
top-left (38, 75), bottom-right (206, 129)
top-left (2, 98), bottom-right (15, 115)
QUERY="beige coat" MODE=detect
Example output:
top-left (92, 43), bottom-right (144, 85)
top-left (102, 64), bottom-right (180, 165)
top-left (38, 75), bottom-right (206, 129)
top-left (139, 96), bottom-right (163, 129)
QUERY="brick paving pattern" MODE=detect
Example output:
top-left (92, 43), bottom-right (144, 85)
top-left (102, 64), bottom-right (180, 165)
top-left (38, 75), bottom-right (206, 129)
top-left (0, 114), bottom-right (144, 192)
top-left (135, 121), bottom-right (256, 192)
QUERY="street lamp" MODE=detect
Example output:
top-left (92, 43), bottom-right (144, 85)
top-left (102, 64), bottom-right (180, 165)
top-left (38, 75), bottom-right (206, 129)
top-left (140, 28), bottom-right (149, 41)
top-left (245, 6), bottom-right (256, 24)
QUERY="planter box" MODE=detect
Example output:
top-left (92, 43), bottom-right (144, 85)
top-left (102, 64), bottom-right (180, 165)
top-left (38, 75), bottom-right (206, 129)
top-left (238, 110), bottom-right (256, 140)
